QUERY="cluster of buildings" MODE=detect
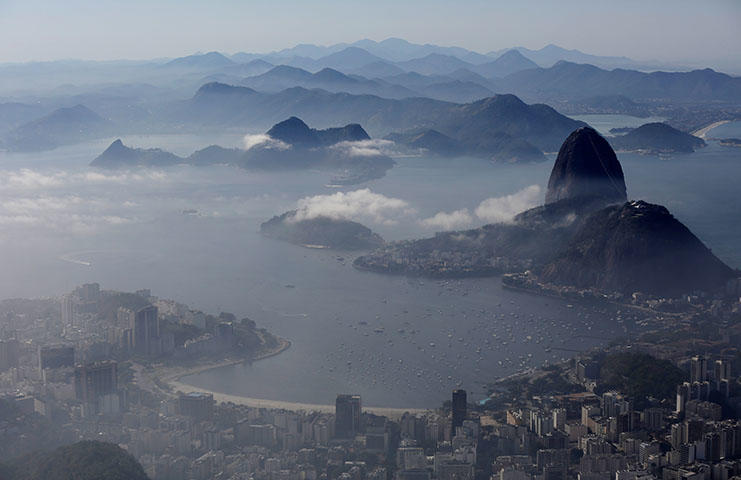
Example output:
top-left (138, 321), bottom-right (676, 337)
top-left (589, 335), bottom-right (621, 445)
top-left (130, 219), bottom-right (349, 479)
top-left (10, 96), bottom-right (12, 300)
top-left (31, 386), bottom-right (478, 480)
top-left (0, 283), bottom-right (267, 459)
top-left (477, 351), bottom-right (741, 480)
top-left (1, 281), bottom-right (741, 480)
top-left (501, 273), bottom-right (741, 321)
top-left (353, 242), bottom-right (531, 277)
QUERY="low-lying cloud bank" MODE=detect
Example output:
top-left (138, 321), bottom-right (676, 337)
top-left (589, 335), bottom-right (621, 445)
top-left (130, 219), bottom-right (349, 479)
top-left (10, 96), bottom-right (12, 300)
top-left (290, 189), bottom-right (416, 226)
top-left (289, 185), bottom-right (542, 233)
top-left (0, 168), bottom-right (169, 190)
top-left (0, 194), bottom-right (136, 233)
top-left (330, 139), bottom-right (396, 158)
top-left (419, 209), bottom-right (474, 230)
top-left (419, 185), bottom-right (542, 230)
top-left (0, 168), bottom-right (179, 234)
top-left (474, 185), bottom-right (542, 224)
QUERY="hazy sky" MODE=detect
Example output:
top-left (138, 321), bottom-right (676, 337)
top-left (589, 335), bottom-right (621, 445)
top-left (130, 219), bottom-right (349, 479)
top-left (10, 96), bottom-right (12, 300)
top-left (1, 0), bottom-right (739, 66)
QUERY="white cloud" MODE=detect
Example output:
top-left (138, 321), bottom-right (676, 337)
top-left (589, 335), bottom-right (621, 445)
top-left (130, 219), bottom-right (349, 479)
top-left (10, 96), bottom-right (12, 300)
top-left (243, 134), bottom-right (289, 151)
top-left (474, 185), bottom-right (542, 224)
top-left (0, 169), bottom-right (170, 191)
top-left (331, 139), bottom-right (396, 157)
top-left (417, 185), bottom-right (543, 232)
top-left (4, 169), bottom-right (66, 188)
top-left (82, 170), bottom-right (168, 183)
top-left (2, 196), bottom-right (84, 212)
top-left (419, 209), bottom-right (473, 231)
top-left (291, 188), bottom-right (415, 225)
top-left (0, 215), bottom-right (40, 225)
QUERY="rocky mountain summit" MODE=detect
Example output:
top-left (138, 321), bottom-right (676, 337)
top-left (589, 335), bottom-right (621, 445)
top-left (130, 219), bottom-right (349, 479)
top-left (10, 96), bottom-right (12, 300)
top-left (545, 126), bottom-right (627, 205)
top-left (266, 116), bottom-right (370, 148)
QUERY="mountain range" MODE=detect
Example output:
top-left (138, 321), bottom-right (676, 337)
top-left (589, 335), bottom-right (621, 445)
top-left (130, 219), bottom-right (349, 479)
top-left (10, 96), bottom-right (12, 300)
top-left (178, 84), bottom-right (584, 157)
top-left (2, 37), bottom-right (739, 155)
top-left (223, 59), bottom-right (741, 107)
top-left (230, 38), bottom-right (689, 71)
top-left (492, 62), bottom-right (741, 103)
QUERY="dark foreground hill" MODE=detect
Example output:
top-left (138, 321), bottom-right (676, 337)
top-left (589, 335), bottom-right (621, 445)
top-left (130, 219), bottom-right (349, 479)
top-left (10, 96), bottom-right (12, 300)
top-left (261, 211), bottom-right (385, 250)
top-left (539, 201), bottom-right (735, 296)
top-left (3, 441), bottom-right (149, 480)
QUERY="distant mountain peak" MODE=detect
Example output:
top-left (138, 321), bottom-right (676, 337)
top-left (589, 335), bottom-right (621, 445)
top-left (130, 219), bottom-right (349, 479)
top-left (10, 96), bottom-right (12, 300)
top-left (265, 117), bottom-right (371, 148)
top-left (93, 139), bottom-right (183, 167)
top-left (472, 93), bottom-right (528, 112)
top-left (195, 82), bottom-right (257, 97)
top-left (498, 49), bottom-right (529, 60)
top-left (271, 64), bottom-right (306, 73)
top-left (108, 138), bottom-right (125, 149)
top-left (314, 67), bottom-right (349, 80)
top-left (267, 116), bottom-right (314, 146)
top-left (165, 51), bottom-right (234, 68)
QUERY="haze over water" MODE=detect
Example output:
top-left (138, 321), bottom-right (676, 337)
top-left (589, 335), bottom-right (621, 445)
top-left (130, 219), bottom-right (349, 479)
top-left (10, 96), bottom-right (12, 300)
top-left (0, 116), bottom-right (739, 408)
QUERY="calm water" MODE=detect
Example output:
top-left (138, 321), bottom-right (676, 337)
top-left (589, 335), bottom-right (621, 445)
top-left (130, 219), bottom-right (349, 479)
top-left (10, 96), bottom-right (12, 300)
top-left (0, 116), bottom-right (739, 408)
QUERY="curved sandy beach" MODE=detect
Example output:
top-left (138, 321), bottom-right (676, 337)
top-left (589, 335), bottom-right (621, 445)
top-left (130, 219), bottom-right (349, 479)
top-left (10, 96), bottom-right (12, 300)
top-left (692, 120), bottom-right (731, 139)
top-left (169, 378), bottom-right (429, 418)
top-left (160, 336), bottom-right (430, 418)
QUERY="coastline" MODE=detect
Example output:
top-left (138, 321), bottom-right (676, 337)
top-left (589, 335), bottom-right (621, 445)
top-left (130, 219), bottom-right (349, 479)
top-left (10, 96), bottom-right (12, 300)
top-left (501, 280), bottom-right (686, 318)
top-left (159, 335), bottom-right (430, 418)
top-left (161, 335), bottom-right (293, 384)
top-left (692, 120), bottom-right (730, 139)
top-left (168, 378), bottom-right (429, 419)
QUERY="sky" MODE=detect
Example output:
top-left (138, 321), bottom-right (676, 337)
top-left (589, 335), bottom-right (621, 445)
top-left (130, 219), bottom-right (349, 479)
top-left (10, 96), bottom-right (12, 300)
top-left (0, 0), bottom-right (740, 68)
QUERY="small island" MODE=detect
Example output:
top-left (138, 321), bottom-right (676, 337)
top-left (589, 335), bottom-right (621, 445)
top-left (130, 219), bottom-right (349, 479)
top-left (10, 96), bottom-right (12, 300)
top-left (261, 210), bottom-right (385, 250)
top-left (608, 122), bottom-right (706, 154)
